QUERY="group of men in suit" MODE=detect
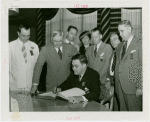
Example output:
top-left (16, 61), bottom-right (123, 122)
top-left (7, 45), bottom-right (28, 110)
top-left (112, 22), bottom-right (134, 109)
top-left (9, 20), bottom-right (142, 111)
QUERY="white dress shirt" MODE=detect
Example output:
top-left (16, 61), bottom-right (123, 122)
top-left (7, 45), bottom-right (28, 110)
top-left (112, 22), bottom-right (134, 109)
top-left (9, 38), bottom-right (39, 91)
top-left (126, 35), bottom-right (134, 51)
top-left (95, 41), bottom-right (102, 51)
top-left (55, 46), bottom-right (63, 53)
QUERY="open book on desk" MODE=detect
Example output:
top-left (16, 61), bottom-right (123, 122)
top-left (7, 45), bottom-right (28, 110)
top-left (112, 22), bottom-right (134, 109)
top-left (57, 88), bottom-right (86, 101)
top-left (36, 88), bottom-right (86, 101)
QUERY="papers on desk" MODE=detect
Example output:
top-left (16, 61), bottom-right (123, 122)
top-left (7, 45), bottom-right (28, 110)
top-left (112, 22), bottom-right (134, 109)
top-left (57, 88), bottom-right (86, 101)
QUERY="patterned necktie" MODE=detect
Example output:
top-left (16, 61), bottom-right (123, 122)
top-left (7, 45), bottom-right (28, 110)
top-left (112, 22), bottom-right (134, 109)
top-left (111, 51), bottom-right (116, 72)
top-left (94, 45), bottom-right (97, 57)
top-left (22, 44), bottom-right (27, 63)
top-left (121, 41), bottom-right (127, 60)
top-left (58, 47), bottom-right (62, 60)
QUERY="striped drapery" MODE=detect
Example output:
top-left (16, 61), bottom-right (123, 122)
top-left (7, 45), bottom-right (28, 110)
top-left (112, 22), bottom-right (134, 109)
top-left (36, 9), bottom-right (45, 50)
top-left (110, 8), bottom-right (121, 34)
top-left (97, 8), bottom-right (121, 43)
top-left (100, 8), bottom-right (111, 43)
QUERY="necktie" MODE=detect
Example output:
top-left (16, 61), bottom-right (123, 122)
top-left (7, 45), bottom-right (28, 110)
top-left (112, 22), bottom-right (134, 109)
top-left (22, 44), bottom-right (27, 63)
top-left (121, 41), bottom-right (127, 60)
top-left (78, 75), bottom-right (82, 82)
top-left (58, 47), bottom-right (62, 60)
top-left (111, 51), bottom-right (116, 72)
top-left (94, 45), bottom-right (97, 57)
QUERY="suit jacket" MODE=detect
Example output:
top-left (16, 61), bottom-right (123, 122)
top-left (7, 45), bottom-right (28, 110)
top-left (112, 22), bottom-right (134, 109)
top-left (115, 36), bottom-right (142, 95)
top-left (32, 42), bottom-right (78, 91)
top-left (86, 41), bottom-right (113, 84)
top-left (9, 38), bottom-right (39, 90)
top-left (59, 67), bottom-right (100, 101)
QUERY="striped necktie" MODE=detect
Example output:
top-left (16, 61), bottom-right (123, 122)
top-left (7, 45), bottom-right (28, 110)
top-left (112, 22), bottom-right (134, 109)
top-left (94, 45), bottom-right (97, 57)
top-left (58, 47), bottom-right (62, 60)
top-left (22, 44), bottom-right (27, 63)
top-left (121, 41), bottom-right (127, 60)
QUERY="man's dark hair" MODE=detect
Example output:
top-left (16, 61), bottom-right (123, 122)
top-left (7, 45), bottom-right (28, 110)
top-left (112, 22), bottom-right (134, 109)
top-left (72, 54), bottom-right (88, 65)
top-left (67, 25), bottom-right (78, 33)
top-left (110, 32), bottom-right (122, 42)
top-left (91, 27), bottom-right (102, 35)
top-left (79, 31), bottom-right (91, 42)
top-left (18, 23), bottom-right (30, 33)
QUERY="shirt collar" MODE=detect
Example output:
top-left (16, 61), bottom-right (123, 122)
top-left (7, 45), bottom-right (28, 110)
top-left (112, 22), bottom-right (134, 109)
top-left (65, 39), bottom-right (75, 45)
top-left (127, 35), bottom-right (134, 44)
top-left (95, 41), bottom-right (102, 51)
top-left (17, 38), bottom-right (29, 46)
top-left (55, 46), bottom-right (62, 52)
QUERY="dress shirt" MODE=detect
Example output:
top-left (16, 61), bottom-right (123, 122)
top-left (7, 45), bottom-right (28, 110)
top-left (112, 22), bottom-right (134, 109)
top-left (126, 35), bottom-right (134, 51)
top-left (95, 41), bottom-right (102, 51)
top-left (109, 53), bottom-right (115, 76)
top-left (55, 46), bottom-right (63, 53)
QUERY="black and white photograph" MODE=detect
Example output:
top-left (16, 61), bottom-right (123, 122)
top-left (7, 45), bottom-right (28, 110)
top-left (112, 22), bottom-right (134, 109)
top-left (1, 0), bottom-right (149, 121)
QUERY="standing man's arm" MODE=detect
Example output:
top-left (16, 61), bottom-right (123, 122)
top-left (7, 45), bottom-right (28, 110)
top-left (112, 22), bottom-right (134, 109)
top-left (58, 72), bottom-right (74, 91)
top-left (136, 40), bottom-right (142, 97)
top-left (100, 45), bottom-right (113, 84)
top-left (30, 47), bottom-right (46, 93)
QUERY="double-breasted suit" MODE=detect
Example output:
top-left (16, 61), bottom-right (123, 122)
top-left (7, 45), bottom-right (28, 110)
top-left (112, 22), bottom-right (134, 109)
top-left (86, 41), bottom-right (113, 84)
top-left (32, 42), bottom-right (78, 91)
top-left (115, 36), bottom-right (142, 111)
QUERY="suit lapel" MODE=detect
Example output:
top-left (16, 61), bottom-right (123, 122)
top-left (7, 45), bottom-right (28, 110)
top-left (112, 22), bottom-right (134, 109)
top-left (50, 44), bottom-right (61, 64)
top-left (80, 68), bottom-right (89, 87)
top-left (122, 36), bottom-right (137, 60)
top-left (91, 46), bottom-right (96, 60)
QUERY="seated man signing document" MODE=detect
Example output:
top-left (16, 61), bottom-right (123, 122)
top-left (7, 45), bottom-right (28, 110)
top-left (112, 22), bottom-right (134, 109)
top-left (54, 54), bottom-right (100, 104)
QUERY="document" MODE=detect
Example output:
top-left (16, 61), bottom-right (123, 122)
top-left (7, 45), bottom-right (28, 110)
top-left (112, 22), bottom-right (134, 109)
top-left (57, 87), bottom-right (86, 100)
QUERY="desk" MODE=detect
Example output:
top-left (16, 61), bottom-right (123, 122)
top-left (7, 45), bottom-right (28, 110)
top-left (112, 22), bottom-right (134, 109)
top-left (10, 92), bottom-right (108, 111)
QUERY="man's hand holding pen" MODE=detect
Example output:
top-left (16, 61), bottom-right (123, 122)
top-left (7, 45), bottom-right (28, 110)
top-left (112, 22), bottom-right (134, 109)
top-left (53, 87), bottom-right (61, 94)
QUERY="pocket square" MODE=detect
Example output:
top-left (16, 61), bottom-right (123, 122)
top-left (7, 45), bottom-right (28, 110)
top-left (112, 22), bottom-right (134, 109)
top-left (100, 53), bottom-right (105, 57)
top-left (131, 50), bottom-right (136, 53)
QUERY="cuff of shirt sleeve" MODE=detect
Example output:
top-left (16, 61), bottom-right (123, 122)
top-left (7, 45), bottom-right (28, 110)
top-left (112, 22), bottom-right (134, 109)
top-left (33, 83), bottom-right (38, 85)
top-left (106, 78), bottom-right (110, 81)
top-left (82, 96), bottom-right (88, 102)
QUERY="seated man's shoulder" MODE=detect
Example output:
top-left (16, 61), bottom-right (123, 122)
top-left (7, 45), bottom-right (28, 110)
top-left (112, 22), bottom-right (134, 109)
top-left (88, 67), bottom-right (99, 77)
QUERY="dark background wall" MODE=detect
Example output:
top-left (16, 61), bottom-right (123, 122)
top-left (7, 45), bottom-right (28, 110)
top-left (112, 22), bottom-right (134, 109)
top-left (9, 8), bottom-right (37, 43)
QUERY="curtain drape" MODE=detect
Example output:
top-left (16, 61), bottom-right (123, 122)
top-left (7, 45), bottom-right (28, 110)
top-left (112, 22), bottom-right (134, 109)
top-left (121, 8), bottom-right (142, 38)
top-left (46, 8), bottom-right (97, 45)
top-left (67, 8), bottom-right (100, 14)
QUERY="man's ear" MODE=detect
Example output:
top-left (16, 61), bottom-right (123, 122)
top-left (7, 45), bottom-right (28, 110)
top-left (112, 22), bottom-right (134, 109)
top-left (128, 26), bottom-right (132, 33)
